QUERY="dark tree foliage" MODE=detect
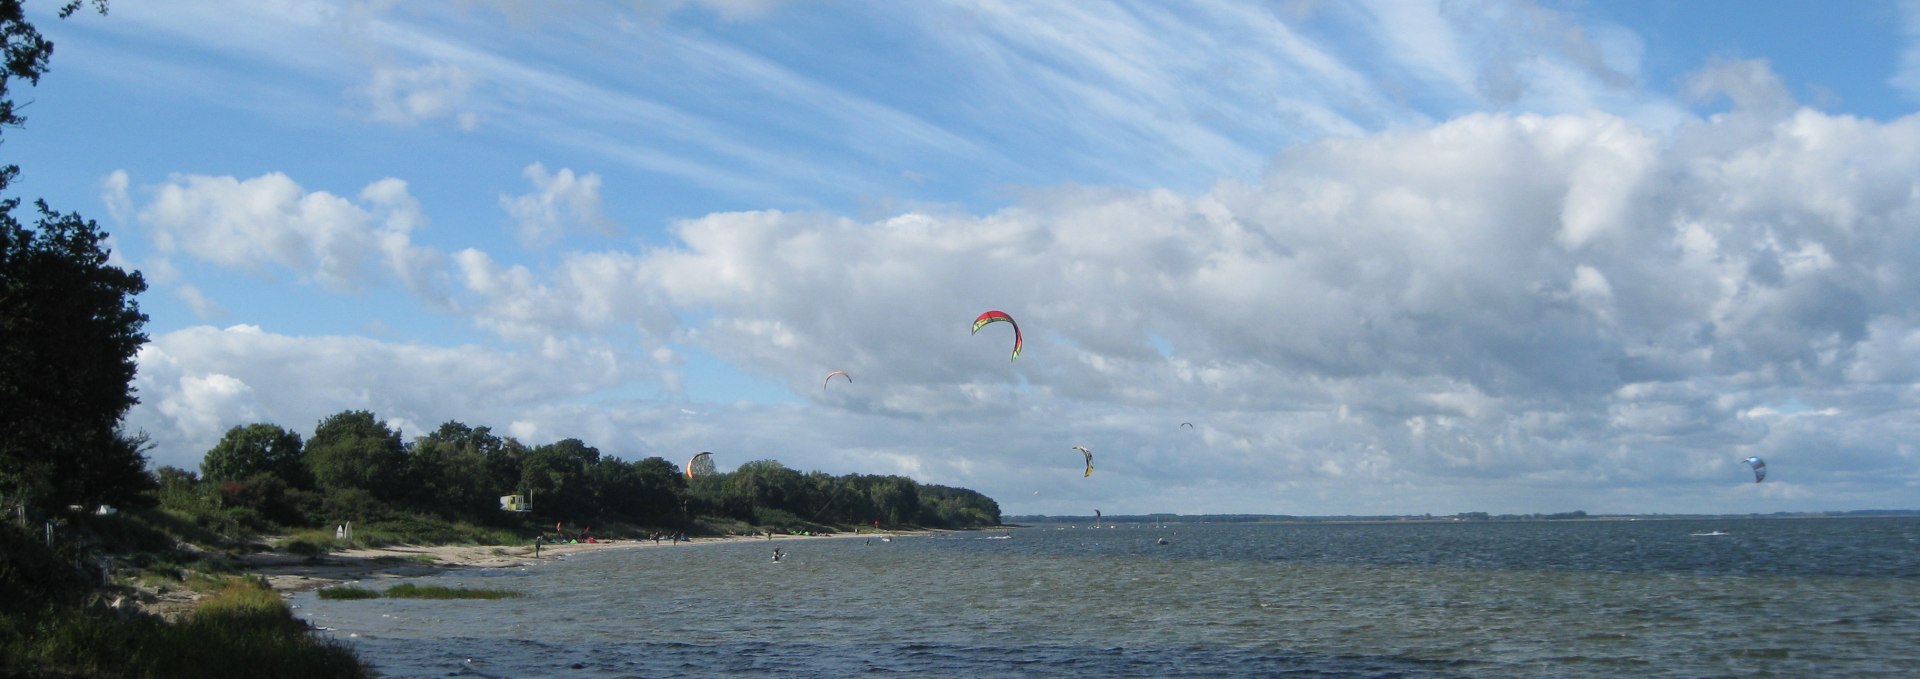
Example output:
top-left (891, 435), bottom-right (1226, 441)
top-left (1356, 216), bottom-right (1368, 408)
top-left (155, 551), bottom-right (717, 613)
top-left (0, 0), bottom-right (147, 512)
top-left (201, 423), bottom-right (310, 488)
top-left (520, 438), bottom-right (600, 522)
top-left (406, 421), bottom-right (515, 520)
top-left (186, 412), bottom-right (1000, 533)
top-left (304, 411), bottom-right (407, 504)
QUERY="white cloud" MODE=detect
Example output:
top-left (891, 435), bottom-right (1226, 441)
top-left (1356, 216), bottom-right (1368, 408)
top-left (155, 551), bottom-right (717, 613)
top-left (101, 170), bottom-right (131, 223)
top-left (174, 284), bottom-right (226, 320)
top-left (136, 172), bottom-right (446, 299)
top-left (358, 61), bottom-right (478, 128)
top-left (499, 163), bottom-right (615, 249)
top-left (128, 324), bottom-right (648, 469)
top-left (1892, 0), bottom-right (1920, 101)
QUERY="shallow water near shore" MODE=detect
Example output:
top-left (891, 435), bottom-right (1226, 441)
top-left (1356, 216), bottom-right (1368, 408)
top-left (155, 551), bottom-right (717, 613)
top-left (295, 517), bottom-right (1920, 678)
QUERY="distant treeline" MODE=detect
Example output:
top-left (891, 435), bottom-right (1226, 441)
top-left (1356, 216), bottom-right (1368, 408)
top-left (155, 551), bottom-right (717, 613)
top-left (161, 410), bottom-right (1001, 536)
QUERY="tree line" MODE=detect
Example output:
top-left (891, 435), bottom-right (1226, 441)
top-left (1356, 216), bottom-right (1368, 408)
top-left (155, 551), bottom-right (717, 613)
top-left (168, 410), bottom-right (1002, 535)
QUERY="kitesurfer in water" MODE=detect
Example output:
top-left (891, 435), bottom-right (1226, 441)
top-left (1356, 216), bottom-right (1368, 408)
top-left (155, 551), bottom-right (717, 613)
top-left (772, 548), bottom-right (787, 562)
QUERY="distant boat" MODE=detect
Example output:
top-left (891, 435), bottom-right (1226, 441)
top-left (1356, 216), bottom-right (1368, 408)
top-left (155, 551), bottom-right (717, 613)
top-left (1690, 530), bottom-right (1729, 537)
top-left (1156, 537), bottom-right (1169, 545)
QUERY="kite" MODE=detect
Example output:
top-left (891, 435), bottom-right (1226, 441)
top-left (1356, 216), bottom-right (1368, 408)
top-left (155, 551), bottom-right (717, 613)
top-left (972, 310), bottom-right (1023, 361)
top-left (1180, 422), bottom-right (1194, 430)
top-left (824, 370), bottom-right (851, 390)
top-left (1073, 445), bottom-right (1094, 477)
top-left (686, 451), bottom-right (714, 481)
top-left (1745, 456), bottom-right (1766, 483)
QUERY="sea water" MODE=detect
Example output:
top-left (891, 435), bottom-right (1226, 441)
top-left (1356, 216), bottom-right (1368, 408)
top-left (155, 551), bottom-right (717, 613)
top-left (294, 517), bottom-right (1920, 678)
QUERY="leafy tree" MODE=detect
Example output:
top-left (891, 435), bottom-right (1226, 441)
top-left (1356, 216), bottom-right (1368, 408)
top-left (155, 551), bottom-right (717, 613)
top-left (521, 438), bottom-right (600, 522)
top-left (305, 410), bottom-right (408, 504)
top-left (407, 421), bottom-right (518, 521)
top-left (916, 484), bottom-right (1001, 528)
top-left (201, 423), bottom-right (309, 488)
top-left (865, 475), bottom-right (920, 526)
top-left (0, 0), bottom-right (147, 513)
top-left (724, 459), bottom-right (807, 521)
top-left (626, 456), bottom-right (688, 525)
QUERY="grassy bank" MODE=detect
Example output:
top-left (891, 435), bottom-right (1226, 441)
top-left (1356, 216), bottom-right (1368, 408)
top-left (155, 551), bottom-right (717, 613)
top-left (0, 578), bottom-right (367, 679)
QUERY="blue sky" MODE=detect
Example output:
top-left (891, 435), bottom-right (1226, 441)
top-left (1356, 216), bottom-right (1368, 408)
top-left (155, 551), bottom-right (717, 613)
top-left (13, 0), bottom-right (1920, 516)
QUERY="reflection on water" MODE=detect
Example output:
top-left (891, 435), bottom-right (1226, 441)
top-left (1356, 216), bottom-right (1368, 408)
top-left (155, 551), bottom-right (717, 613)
top-left (297, 517), bottom-right (1920, 678)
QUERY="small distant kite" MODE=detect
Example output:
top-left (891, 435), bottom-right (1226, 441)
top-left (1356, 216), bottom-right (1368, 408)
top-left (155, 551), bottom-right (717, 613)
top-left (1745, 456), bottom-right (1766, 483)
top-left (972, 310), bottom-right (1022, 361)
top-left (1073, 445), bottom-right (1094, 477)
top-left (824, 370), bottom-right (851, 390)
top-left (686, 451), bottom-right (714, 481)
top-left (1180, 422), bottom-right (1194, 430)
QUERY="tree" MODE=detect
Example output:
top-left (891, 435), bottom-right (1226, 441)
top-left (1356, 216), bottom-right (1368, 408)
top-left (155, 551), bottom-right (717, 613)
top-left (406, 421), bottom-right (517, 521)
top-left (201, 423), bottom-right (309, 488)
top-left (0, 0), bottom-right (147, 513)
top-left (520, 438), bottom-right (600, 522)
top-left (304, 410), bottom-right (408, 504)
top-left (625, 456), bottom-right (688, 525)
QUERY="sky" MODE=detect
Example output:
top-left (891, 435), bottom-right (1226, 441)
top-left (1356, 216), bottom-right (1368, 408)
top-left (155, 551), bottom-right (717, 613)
top-left (11, 0), bottom-right (1920, 517)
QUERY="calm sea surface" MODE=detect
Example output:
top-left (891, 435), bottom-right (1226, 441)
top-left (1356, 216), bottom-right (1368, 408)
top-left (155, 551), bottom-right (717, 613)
top-left (294, 517), bottom-right (1920, 678)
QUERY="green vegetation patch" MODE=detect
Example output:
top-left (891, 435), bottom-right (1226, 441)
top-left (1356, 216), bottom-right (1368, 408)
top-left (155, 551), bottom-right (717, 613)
top-left (316, 585), bottom-right (380, 600)
top-left (1, 578), bottom-right (367, 679)
top-left (382, 583), bottom-right (521, 599)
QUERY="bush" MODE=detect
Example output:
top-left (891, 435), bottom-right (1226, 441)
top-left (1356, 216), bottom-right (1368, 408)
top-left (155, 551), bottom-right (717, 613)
top-left (279, 531), bottom-right (339, 558)
top-left (0, 523), bottom-right (92, 610)
top-left (383, 583), bottom-right (520, 600)
top-left (0, 578), bottom-right (368, 678)
top-left (315, 585), bottom-right (379, 600)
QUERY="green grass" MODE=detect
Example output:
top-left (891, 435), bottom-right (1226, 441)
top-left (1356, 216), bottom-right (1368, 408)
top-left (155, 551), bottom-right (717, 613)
top-left (315, 585), bottom-right (380, 600)
top-left (278, 530), bottom-right (342, 557)
top-left (315, 582), bottom-right (521, 600)
top-left (381, 583), bottom-right (521, 599)
top-left (1, 579), bottom-right (368, 678)
top-left (350, 517), bottom-right (523, 548)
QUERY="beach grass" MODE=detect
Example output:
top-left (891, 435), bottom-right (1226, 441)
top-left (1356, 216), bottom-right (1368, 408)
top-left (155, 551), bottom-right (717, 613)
top-left (316, 582), bottom-right (521, 600)
top-left (383, 583), bottom-right (521, 599)
top-left (1, 579), bottom-right (368, 678)
top-left (316, 585), bottom-right (381, 600)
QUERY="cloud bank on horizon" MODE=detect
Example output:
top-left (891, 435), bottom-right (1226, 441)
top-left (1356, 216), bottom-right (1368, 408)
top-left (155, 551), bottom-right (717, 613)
top-left (17, 0), bottom-right (1920, 516)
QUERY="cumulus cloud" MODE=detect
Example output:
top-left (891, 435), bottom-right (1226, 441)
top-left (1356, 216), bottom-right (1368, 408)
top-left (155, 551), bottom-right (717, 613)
top-left (499, 163), bottom-right (616, 249)
top-left (534, 88), bottom-right (1915, 512)
top-left (135, 172), bottom-right (450, 302)
top-left (128, 324), bottom-right (647, 469)
top-left (116, 46), bottom-right (1920, 513)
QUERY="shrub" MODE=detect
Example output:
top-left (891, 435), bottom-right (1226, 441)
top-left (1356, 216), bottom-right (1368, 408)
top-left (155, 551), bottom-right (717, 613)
top-left (316, 585), bottom-right (379, 600)
top-left (383, 583), bottom-right (520, 599)
top-left (279, 531), bottom-right (339, 558)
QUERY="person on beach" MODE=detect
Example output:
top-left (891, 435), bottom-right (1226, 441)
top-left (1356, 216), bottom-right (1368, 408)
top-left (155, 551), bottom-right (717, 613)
top-left (534, 534), bottom-right (545, 557)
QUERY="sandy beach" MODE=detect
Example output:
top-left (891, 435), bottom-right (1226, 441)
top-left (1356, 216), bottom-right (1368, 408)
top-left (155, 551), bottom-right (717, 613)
top-left (141, 531), bottom-right (919, 619)
top-left (121, 531), bottom-right (901, 620)
top-left (258, 532), bottom-right (903, 592)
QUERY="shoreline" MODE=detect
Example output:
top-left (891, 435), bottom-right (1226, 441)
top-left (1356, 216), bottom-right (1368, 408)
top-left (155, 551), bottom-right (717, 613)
top-left (124, 529), bottom-right (942, 619)
top-left (253, 530), bottom-right (919, 594)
